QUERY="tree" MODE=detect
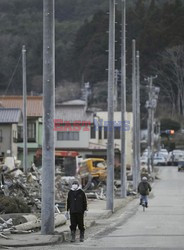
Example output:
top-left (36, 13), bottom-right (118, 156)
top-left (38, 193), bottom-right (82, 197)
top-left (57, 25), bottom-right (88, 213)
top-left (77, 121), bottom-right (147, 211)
top-left (153, 45), bottom-right (184, 116)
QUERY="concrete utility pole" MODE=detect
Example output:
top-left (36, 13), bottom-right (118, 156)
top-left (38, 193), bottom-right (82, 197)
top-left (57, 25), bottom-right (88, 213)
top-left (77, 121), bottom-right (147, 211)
top-left (106, 0), bottom-right (115, 212)
top-left (136, 51), bottom-right (141, 184)
top-left (114, 69), bottom-right (118, 111)
top-left (145, 76), bottom-right (159, 173)
top-left (22, 45), bottom-right (27, 175)
top-left (157, 121), bottom-right (161, 151)
top-left (147, 77), bottom-right (153, 174)
top-left (41, 0), bottom-right (55, 235)
top-left (132, 40), bottom-right (137, 190)
top-left (151, 106), bottom-right (155, 168)
top-left (120, 0), bottom-right (126, 198)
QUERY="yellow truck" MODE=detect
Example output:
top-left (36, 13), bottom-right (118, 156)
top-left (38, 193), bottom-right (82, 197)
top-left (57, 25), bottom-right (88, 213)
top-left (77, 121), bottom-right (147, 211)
top-left (78, 158), bottom-right (107, 189)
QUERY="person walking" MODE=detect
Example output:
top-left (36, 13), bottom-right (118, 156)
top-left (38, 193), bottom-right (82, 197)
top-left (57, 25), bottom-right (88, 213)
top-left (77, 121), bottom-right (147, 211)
top-left (66, 179), bottom-right (87, 242)
top-left (138, 176), bottom-right (152, 207)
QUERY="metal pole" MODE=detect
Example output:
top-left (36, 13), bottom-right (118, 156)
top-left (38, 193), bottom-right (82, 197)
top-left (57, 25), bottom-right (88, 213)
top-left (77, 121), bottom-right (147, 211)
top-left (136, 50), bottom-right (140, 184)
top-left (151, 107), bottom-right (155, 170)
top-left (114, 69), bottom-right (118, 111)
top-left (106, 0), bottom-right (115, 212)
top-left (120, 0), bottom-right (126, 198)
top-left (41, 0), bottom-right (55, 235)
top-left (22, 45), bottom-right (27, 175)
top-left (158, 121), bottom-right (161, 151)
top-left (132, 39), bottom-right (137, 190)
top-left (147, 77), bottom-right (152, 174)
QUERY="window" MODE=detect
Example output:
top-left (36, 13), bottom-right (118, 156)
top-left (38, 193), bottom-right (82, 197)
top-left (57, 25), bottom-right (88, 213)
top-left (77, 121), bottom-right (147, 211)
top-left (0, 129), bottom-right (2, 142)
top-left (18, 126), bottom-right (23, 142)
top-left (98, 126), bottom-right (102, 140)
top-left (57, 132), bottom-right (79, 141)
top-left (28, 123), bottom-right (36, 142)
top-left (104, 126), bottom-right (107, 139)
top-left (13, 130), bottom-right (17, 143)
top-left (90, 126), bottom-right (96, 139)
top-left (104, 126), bottom-right (120, 139)
top-left (17, 123), bottom-right (36, 142)
top-left (114, 127), bottom-right (120, 139)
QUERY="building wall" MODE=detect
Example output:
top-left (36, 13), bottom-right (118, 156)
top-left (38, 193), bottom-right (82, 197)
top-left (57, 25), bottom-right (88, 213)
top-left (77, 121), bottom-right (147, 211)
top-left (12, 123), bottom-right (18, 157)
top-left (55, 125), bottom-right (90, 149)
top-left (17, 118), bottom-right (42, 167)
top-left (0, 125), bottom-right (11, 156)
top-left (0, 124), bottom-right (18, 157)
top-left (90, 111), bottom-right (133, 166)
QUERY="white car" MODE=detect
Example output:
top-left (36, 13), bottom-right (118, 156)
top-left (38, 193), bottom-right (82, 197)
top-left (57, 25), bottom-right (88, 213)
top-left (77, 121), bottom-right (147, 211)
top-left (168, 150), bottom-right (184, 165)
top-left (140, 156), bottom-right (148, 165)
top-left (155, 150), bottom-right (169, 162)
top-left (153, 155), bottom-right (167, 166)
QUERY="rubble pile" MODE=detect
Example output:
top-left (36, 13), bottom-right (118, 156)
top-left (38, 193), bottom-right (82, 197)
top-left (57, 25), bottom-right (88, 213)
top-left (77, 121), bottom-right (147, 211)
top-left (0, 164), bottom-right (76, 214)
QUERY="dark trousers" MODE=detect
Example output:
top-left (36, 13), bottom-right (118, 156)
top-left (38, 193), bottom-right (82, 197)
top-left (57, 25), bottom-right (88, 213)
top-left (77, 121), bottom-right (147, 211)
top-left (70, 213), bottom-right (85, 232)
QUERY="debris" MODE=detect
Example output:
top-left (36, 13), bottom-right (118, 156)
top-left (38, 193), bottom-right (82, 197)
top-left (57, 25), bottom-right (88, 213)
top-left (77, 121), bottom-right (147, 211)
top-left (0, 233), bottom-right (9, 239)
top-left (0, 218), bottom-right (13, 231)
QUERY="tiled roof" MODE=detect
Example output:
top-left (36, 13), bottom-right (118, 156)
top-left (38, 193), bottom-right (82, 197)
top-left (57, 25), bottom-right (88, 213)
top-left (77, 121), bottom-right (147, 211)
top-left (0, 108), bottom-right (22, 123)
top-left (0, 96), bottom-right (43, 117)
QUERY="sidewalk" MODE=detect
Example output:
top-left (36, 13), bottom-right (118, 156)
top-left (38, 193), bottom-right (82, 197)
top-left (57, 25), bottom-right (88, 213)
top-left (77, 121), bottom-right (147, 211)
top-left (0, 196), bottom-right (134, 247)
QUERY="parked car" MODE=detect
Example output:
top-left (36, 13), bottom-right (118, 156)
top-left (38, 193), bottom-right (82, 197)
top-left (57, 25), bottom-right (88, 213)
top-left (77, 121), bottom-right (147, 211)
top-left (178, 161), bottom-right (184, 171)
top-left (168, 150), bottom-right (184, 166)
top-left (140, 156), bottom-right (148, 165)
top-left (153, 155), bottom-right (167, 166)
top-left (155, 149), bottom-right (169, 162)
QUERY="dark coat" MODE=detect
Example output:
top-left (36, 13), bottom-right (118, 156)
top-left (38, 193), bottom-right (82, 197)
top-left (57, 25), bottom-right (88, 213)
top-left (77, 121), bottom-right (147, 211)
top-left (67, 189), bottom-right (87, 214)
top-left (138, 181), bottom-right (152, 196)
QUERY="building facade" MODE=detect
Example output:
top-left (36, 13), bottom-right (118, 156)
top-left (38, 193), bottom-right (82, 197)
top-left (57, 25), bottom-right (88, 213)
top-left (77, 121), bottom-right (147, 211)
top-left (0, 108), bottom-right (22, 158)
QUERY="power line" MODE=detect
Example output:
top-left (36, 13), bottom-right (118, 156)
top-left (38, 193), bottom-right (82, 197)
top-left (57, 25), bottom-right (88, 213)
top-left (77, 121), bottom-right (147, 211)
top-left (2, 52), bottom-right (22, 97)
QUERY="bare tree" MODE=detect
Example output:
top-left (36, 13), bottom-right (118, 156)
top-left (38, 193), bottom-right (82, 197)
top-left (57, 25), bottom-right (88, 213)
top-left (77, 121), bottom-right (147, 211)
top-left (153, 45), bottom-right (184, 116)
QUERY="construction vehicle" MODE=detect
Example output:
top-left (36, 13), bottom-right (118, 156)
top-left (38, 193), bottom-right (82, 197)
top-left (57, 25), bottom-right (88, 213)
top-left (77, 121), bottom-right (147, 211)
top-left (34, 149), bottom-right (80, 176)
top-left (78, 158), bottom-right (107, 189)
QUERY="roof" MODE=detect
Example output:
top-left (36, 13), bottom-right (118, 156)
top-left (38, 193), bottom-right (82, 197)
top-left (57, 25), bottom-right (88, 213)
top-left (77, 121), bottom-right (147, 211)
top-left (0, 96), bottom-right (43, 117)
top-left (0, 108), bottom-right (22, 123)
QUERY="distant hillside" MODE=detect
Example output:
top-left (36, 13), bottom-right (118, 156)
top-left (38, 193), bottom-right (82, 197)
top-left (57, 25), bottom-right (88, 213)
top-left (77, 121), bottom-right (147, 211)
top-left (0, 0), bottom-right (184, 116)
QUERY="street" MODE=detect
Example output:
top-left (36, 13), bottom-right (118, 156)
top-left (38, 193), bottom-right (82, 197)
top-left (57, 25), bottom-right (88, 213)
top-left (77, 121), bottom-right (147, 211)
top-left (11, 167), bottom-right (184, 250)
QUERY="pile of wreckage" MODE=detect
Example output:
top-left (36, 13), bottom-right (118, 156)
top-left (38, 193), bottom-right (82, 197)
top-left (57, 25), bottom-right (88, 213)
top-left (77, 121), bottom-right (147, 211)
top-left (0, 160), bottom-right (79, 214)
top-left (0, 156), bottom-right (144, 238)
top-left (0, 159), bottom-right (76, 238)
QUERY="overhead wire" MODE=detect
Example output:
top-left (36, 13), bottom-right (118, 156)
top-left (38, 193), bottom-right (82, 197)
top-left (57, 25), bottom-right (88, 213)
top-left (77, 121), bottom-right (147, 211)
top-left (2, 51), bottom-right (22, 98)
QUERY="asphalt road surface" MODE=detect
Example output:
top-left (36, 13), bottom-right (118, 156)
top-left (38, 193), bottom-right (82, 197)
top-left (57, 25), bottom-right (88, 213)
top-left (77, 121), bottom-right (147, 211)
top-left (13, 166), bottom-right (184, 250)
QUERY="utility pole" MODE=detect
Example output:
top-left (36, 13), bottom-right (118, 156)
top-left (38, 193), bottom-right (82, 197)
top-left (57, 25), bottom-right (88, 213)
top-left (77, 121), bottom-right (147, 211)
top-left (106, 0), bottom-right (115, 212)
top-left (114, 69), bottom-right (118, 111)
top-left (22, 45), bottom-right (27, 175)
top-left (157, 121), bottom-right (161, 151)
top-left (120, 0), bottom-right (126, 198)
top-left (132, 39), bottom-right (137, 190)
top-left (151, 106), bottom-right (155, 169)
top-left (136, 50), bottom-right (140, 184)
top-left (147, 77), bottom-right (153, 174)
top-left (145, 76), bottom-right (159, 174)
top-left (41, 0), bottom-right (55, 235)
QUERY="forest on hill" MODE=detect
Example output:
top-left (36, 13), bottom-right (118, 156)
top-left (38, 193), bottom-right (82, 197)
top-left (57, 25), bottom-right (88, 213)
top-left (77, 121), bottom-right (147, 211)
top-left (0, 0), bottom-right (184, 116)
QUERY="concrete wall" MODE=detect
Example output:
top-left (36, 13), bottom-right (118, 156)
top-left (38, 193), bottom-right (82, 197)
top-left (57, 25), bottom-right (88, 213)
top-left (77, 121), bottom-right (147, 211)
top-left (0, 124), bottom-right (18, 157)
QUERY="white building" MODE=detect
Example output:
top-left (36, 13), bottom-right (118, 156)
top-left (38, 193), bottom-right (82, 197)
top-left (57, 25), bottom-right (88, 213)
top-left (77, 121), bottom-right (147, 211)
top-left (90, 111), bottom-right (133, 167)
top-left (54, 100), bottom-right (133, 167)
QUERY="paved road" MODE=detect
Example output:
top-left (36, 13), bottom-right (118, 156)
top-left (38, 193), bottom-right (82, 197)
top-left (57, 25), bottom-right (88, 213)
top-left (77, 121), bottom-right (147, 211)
top-left (15, 167), bottom-right (184, 250)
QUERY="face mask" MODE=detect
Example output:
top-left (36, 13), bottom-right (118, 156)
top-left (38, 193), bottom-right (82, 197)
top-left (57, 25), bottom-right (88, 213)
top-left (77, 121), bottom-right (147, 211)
top-left (72, 184), bottom-right (78, 190)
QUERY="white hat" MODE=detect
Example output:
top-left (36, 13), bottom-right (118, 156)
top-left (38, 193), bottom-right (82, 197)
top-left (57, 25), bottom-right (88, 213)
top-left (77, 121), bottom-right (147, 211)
top-left (142, 176), bottom-right (147, 181)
